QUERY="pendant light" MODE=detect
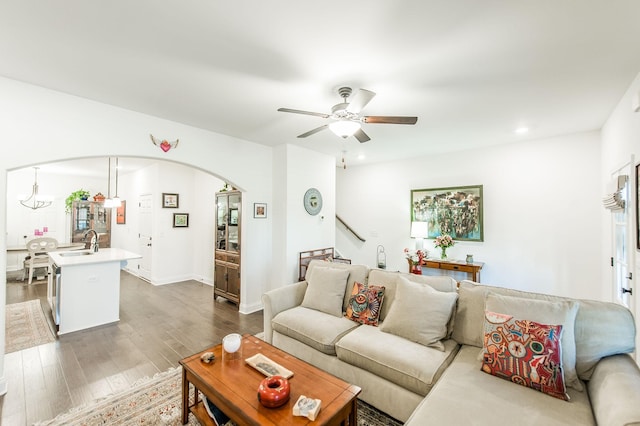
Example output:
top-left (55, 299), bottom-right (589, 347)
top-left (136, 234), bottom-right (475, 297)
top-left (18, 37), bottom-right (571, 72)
top-left (104, 157), bottom-right (121, 208)
top-left (19, 167), bottom-right (53, 210)
top-left (111, 157), bottom-right (121, 208)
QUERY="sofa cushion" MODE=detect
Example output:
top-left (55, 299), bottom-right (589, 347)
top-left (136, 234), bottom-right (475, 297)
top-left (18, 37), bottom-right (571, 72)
top-left (481, 310), bottom-right (569, 401)
top-left (301, 266), bottom-right (350, 317)
top-left (345, 282), bottom-right (385, 326)
top-left (405, 345), bottom-right (595, 426)
top-left (305, 260), bottom-right (370, 313)
top-left (335, 324), bottom-right (460, 396)
top-left (367, 269), bottom-right (457, 322)
top-left (271, 306), bottom-right (359, 355)
top-left (485, 293), bottom-right (581, 391)
top-left (380, 276), bottom-right (458, 351)
top-left (452, 280), bottom-right (631, 383)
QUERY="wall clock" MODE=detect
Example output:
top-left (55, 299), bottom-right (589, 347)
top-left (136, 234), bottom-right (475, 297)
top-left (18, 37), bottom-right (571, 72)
top-left (303, 188), bottom-right (323, 216)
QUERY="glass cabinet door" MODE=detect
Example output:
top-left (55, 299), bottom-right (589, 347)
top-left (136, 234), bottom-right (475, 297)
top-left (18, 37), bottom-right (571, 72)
top-left (74, 202), bottom-right (91, 232)
top-left (228, 193), bottom-right (241, 253)
top-left (216, 195), bottom-right (228, 250)
top-left (93, 203), bottom-right (108, 234)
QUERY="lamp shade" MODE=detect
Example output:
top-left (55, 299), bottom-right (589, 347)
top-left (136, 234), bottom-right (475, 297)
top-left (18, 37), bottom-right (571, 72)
top-left (329, 120), bottom-right (360, 138)
top-left (410, 221), bottom-right (428, 238)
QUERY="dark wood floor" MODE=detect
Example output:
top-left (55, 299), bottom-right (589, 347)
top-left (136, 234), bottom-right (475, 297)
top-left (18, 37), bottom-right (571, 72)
top-left (0, 271), bottom-right (263, 425)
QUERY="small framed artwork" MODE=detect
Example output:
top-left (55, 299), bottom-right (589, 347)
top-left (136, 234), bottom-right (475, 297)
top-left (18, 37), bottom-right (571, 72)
top-left (162, 193), bottom-right (179, 208)
top-left (173, 213), bottom-right (189, 228)
top-left (116, 200), bottom-right (126, 224)
top-left (254, 203), bottom-right (267, 218)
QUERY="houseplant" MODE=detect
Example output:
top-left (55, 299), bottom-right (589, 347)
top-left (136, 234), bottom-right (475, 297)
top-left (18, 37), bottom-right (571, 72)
top-left (65, 189), bottom-right (90, 213)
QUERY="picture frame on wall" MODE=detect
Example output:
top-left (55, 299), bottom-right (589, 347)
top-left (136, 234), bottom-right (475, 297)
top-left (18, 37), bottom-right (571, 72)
top-left (173, 213), bottom-right (189, 228)
top-left (116, 200), bottom-right (126, 224)
top-left (411, 185), bottom-right (484, 241)
top-left (162, 193), bottom-right (179, 208)
top-left (254, 203), bottom-right (267, 218)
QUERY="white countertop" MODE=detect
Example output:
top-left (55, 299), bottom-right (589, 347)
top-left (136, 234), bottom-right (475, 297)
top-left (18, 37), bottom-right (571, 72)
top-left (49, 248), bottom-right (142, 267)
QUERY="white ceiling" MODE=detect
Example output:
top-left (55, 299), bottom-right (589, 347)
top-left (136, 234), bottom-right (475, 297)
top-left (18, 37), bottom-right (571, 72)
top-left (2, 1), bottom-right (640, 169)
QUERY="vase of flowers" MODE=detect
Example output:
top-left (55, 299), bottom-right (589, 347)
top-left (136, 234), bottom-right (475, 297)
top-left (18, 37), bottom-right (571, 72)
top-left (434, 234), bottom-right (455, 260)
top-left (404, 248), bottom-right (426, 274)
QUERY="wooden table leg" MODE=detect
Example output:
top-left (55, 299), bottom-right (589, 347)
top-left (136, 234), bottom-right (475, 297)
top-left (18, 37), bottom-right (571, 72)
top-left (181, 368), bottom-right (189, 425)
top-left (348, 398), bottom-right (357, 426)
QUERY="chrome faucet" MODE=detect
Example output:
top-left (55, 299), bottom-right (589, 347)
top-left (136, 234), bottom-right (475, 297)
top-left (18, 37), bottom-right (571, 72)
top-left (83, 229), bottom-right (99, 252)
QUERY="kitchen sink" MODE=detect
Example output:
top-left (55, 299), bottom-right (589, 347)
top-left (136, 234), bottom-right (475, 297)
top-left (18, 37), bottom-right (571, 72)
top-left (59, 251), bottom-right (94, 257)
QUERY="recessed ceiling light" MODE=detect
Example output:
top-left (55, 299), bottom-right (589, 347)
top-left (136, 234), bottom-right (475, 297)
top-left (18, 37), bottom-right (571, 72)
top-left (515, 127), bottom-right (529, 134)
top-left (357, 154), bottom-right (366, 160)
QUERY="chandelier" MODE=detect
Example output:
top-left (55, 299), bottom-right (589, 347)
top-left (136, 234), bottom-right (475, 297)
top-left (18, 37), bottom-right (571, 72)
top-left (20, 167), bottom-right (52, 210)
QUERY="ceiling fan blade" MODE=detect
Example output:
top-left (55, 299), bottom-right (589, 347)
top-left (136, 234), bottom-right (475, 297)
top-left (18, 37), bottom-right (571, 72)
top-left (346, 89), bottom-right (376, 113)
top-left (278, 108), bottom-right (330, 119)
top-left (354, 128), bottom-right (371, 143)
top-left (298, 124), bottom-right (329, 138)
top-left (363, 116), bottom-right (418, 125)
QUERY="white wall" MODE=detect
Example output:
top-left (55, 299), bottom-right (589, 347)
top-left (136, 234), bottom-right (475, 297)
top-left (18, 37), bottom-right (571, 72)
top-left (601, 70), bottom-right (640, 358)
top-left (6, 170), bottom-right (105, 270)
top-left (0, 77), bottom-right (278, 394)
top-left (337, 131), bottom-right (603, 300)
top-left (108, 162), bottom-right (224, 285)
top-left (271, 144), bottom-right (336, 287)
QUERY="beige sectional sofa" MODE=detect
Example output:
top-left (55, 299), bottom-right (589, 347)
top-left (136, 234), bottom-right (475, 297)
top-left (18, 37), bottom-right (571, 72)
top-left (262, 260), bottom-right (640, 425)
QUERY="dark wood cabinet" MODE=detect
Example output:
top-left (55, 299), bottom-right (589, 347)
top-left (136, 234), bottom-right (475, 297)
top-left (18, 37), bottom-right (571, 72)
top-left (214, 191), bottom-right (241, 304)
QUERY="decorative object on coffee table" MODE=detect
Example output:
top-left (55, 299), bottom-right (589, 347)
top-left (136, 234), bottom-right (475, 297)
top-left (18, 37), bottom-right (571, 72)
top-left (222, 333), bottom-right (242, 362)
top-left (293, 395), bottom-right (322, 421)
top-left (257, 375), bottom-right (290, 408)
top-left (245, 353), bottom-right (294, 378)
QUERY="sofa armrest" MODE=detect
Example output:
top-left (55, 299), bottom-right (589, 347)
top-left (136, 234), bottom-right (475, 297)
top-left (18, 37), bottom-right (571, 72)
top-left (261, 281), bottom-right (308, 343)
top-left (588, 353), bottom-right (640, 426)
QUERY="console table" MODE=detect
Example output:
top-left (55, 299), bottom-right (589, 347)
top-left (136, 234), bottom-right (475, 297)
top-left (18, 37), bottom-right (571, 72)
top-left (417, 259), bottom-right (484, 282)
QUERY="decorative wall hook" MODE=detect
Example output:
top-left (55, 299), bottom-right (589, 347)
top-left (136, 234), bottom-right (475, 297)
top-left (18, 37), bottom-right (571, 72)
top-left (150, 134), bottom-right (180, 152)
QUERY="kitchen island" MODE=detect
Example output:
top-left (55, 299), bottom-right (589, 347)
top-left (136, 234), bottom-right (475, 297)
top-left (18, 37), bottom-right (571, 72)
top-left (48, 248), bottom-right (141, 335)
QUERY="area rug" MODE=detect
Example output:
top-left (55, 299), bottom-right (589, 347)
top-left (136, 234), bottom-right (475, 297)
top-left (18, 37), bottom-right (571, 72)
top-left (5, 299), bottom-right (56, 353)
top-left (36, 366), bottom-right (403, 425)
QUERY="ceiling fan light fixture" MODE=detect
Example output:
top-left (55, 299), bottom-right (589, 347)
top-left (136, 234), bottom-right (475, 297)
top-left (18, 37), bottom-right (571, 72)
top-left (329, 120), bottom-right (360, 138)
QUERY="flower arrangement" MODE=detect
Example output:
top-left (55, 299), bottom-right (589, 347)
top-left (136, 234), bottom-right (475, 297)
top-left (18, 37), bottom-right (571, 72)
top-left (404, 248), bottom-right (426, 266)
top-left (434, 234), bottom-right (455, 260)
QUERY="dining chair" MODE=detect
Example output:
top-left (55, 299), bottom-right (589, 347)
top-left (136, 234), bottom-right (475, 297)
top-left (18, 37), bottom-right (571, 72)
top-left (22, 237), bottom-right (58, 285)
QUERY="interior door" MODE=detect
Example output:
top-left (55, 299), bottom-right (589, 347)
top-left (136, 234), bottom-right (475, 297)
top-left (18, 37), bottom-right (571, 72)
top-left (138, 193), bottom-right (153, 282)
top-left (611, 161), bottom-right (635, 311)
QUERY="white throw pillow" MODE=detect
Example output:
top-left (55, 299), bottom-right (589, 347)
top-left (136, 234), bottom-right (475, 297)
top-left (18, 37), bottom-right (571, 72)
top-left (485, 293), bottom-right (582, 391)
top-left (301, 266), bottom-right (350, 317)
top-left (380, 276), bottom-right (458, 351)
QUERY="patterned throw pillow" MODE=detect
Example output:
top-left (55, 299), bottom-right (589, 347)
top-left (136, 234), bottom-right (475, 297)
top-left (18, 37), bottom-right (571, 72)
top-left (345, 282), bottom-right (385, 326)
top-left (481, 310), bottom-right (569, 401)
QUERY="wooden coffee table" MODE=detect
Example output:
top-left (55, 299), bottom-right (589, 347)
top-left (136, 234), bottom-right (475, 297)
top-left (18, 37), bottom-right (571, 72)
top-left (180, 334), bottom-right (361, 425)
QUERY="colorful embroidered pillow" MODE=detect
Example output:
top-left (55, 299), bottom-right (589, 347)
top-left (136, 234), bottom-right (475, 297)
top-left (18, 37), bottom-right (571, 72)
top-left (345, 282), bottom-right (385, 326)
top-left (481, 310), bottom-right (569, 401)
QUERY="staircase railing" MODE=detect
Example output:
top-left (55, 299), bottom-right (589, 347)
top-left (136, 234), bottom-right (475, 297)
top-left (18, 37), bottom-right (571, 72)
top-left (336, 214), bottom-right (366, 242)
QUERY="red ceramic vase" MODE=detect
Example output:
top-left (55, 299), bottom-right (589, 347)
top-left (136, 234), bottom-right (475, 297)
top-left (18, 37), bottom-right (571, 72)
top-left (257, 375), bottom-right (290, 408)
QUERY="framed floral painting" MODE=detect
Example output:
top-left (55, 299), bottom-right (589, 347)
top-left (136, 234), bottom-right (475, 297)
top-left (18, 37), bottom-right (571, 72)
top-left (411, 185), bottom-right (483, 241)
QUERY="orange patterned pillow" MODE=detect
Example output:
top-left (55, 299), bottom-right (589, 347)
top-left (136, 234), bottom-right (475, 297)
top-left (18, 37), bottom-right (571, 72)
top-left (481, 311), bottom-right (569, 401)
top-left (345, 282), bottom-right (385, 326)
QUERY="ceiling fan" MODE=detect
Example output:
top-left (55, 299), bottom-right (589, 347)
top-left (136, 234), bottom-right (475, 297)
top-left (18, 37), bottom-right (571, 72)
top-left (278, 87), bottom-right (418, 143)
